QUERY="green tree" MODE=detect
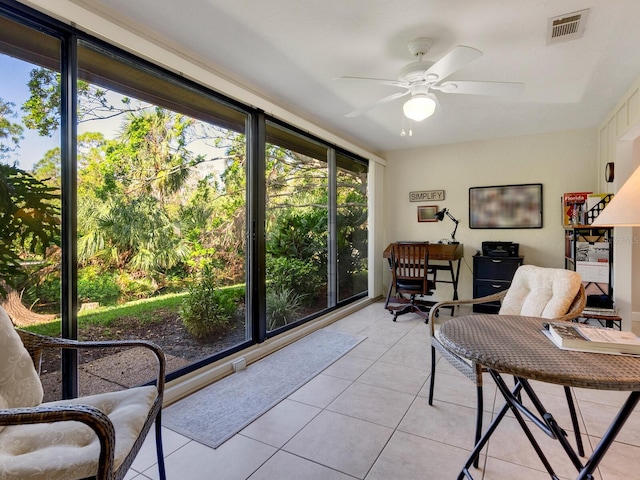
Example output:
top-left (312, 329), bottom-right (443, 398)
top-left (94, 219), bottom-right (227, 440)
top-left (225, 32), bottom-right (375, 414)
top-left (22, 68), bottom-right (137, 136)
top-left (0, 98), bottom-right (24, 160)
top-left (0, 164), bottom-right (60, 293)
top-left (0, 98), bottom-right (59, 294)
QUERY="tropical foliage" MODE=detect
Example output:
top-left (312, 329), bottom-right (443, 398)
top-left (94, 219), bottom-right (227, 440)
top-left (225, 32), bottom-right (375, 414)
top-left (2, 63), bottom-right (368, 335)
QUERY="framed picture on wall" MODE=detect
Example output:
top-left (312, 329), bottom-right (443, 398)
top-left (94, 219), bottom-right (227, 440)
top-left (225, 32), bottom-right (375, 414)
top-left (469, 183), bottom-right (543, 228)
top-left (417, 205), bottom-right (438, 222)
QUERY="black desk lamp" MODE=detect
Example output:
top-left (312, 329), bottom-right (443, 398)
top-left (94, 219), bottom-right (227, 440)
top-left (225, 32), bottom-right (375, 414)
top-left (435, 208), bottom-right (459, 244)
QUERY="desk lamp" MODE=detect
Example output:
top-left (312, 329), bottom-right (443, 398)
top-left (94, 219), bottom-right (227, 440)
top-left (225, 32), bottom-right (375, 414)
top-left (592, 165), bottom-right (640, 227)
top-left (435, 208), bottom-right (460, 244)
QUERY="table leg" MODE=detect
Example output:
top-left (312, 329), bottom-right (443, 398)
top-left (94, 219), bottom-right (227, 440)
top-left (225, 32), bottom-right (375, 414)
top-left (452, 258), bottom-right (461, 301)
top-left (577, 391), bottom-right (640, 479)
top-left (458, 376), bottom-right (532, 479)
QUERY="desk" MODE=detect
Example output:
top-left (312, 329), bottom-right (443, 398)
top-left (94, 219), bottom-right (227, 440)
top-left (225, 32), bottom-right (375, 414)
top-left (383, 242), bottom-right (463, 300)
top-left (439, 314), bottom-right (640, 480)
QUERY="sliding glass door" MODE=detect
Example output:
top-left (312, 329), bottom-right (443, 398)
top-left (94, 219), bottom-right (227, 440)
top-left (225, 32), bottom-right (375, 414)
top-left (0, 3), bottom-right (368, 398)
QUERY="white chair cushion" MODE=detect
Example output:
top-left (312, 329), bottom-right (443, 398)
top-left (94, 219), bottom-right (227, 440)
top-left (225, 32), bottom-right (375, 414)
top-left (0, 306), bottom-right (44, 420)
top-left (499, 265), bottom-right (581, 319)
top-left (0, 385), bottom-right (157, 480)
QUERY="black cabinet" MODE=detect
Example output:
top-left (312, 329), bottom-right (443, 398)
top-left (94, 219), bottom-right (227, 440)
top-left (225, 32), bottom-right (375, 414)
top-left (472, 256), bottom-right (523, 313)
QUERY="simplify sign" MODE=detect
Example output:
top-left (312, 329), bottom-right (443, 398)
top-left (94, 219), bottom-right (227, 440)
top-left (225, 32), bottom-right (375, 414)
top-left (409, 190), bottom-right (445, 202)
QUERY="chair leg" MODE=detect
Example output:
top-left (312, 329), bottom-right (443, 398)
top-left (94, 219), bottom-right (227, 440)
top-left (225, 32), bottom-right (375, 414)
top-left (428, 346), bottom-right (436, 405)
top-left (155, 412), bottom-right (167, 480)
top-left (473, 385), bottom-right (483, 468)
top-left (564, 386), bottom-right (585, 457)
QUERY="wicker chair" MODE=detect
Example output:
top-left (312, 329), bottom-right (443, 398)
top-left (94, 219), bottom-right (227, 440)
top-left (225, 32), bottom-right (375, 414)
top-left (0, 306), bottom-right (166, 480)
top-left (428, 265), bottom-right (587, 464)
top-left (384, 242), bottom-right (436, 321)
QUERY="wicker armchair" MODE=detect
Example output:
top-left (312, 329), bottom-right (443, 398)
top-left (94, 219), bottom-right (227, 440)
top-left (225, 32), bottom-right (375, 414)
top-left (0, 306), bottom-right (166, 480)
top-left (428, 265), bottom-right (587, 464)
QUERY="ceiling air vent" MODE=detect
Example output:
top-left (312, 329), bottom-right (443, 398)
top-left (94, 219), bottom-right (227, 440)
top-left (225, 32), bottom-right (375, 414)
top-left (546, 9), bottom-right (589, 45)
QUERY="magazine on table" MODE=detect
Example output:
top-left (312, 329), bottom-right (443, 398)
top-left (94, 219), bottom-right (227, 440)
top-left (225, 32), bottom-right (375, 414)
top-left (542, 322), bottom-right (640, 355)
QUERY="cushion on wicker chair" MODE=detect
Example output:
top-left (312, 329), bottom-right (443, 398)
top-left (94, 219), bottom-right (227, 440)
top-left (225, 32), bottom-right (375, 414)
top-left (0, 386), bottom-right (157, 480)
top-left (499, 265), bottom-right (582, 319)
top-left (0, 307), bottom-right (44, 423)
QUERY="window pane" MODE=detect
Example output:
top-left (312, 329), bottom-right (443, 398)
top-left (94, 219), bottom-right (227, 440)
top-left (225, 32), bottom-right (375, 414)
top-left (265, 121), bottom-right (329, 332)
top-left (0, 14), bottom-right (62, 400)
top-left (336, 152), bottom-right (368, 302)
top-left (73, 42), bottom-right (249, 388)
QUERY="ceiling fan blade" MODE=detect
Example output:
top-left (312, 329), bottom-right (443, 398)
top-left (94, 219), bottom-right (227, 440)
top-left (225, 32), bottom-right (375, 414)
top-left (345, 90), bottom-right (410, 117)
top-left (423, 46), bottom-right (483, 82)
top-left (433, 80), bottom-right (524, 96)
top-left (335, 76), bottom-right (408, 88)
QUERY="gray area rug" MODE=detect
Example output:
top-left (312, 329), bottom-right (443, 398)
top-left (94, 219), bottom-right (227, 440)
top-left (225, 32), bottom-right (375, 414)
top-left (163, 329), bottom-right (364, 448)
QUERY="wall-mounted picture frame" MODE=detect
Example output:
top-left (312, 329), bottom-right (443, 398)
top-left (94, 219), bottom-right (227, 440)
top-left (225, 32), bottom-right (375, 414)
top-left (469, 183), bottom-right (543, 229)
top-left (417, 205), bottom-right (438, 222)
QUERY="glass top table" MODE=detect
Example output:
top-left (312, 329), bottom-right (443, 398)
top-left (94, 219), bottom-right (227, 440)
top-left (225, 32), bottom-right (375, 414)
top-left (439, 314), bottom-right (640, 480)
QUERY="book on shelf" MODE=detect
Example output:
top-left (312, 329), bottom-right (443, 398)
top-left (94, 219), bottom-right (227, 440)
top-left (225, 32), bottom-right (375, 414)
top-left (543, 322), bottom-right (640, 355)
top-left (581, 307), bottom-right (618, 317)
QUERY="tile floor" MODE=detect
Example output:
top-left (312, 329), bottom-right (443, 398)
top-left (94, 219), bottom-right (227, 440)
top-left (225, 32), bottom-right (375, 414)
top-left (127, 301), bottom-right (640, 479)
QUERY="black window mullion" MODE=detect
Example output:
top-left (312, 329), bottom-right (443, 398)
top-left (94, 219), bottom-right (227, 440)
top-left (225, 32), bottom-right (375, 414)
top-left (246, 111), bottom-right (267, 342)
top-left (60, 32), bottom-right (78, 399)
top-left (328, 148), bottom-right (337, 307)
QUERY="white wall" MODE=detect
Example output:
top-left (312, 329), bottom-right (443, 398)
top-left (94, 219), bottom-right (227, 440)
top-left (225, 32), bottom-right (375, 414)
top-left (382, 129), bottom-right (598, 301)
top-left (598, 75), bottom-right (640, 331)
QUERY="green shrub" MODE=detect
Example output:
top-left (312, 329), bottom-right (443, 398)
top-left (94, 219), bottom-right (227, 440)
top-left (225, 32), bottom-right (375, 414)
top-left (77, 267), bottom-right (120, 305)
top-left (266, 287), bottom-right (305, 331)
top-left (180, 266), bottom-right (235, 340)
top-left (266, 256), bottom-right (324, 300)
top-left (116, 273), bottom-right (156, 300)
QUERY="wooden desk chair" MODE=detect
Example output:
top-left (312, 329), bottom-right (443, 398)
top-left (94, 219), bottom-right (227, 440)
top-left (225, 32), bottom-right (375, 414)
top-left (428, 265), bottom-right (587, 464)
top-left (384, 242), bottom-right (436, 321)
top-left (0, 306), bottom-right (166, 480)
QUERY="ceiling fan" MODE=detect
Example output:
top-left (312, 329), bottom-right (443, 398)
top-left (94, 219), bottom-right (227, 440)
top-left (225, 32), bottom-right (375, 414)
top-left (339, 37), bottom-right (524, 121)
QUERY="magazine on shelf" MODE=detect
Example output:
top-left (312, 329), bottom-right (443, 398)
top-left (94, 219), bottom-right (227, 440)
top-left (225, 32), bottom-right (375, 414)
top-left (543, 322), bottom-right (640, 355)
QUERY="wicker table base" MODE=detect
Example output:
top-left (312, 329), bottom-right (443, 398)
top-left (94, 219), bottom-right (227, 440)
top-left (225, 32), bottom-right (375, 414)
top-left (439, 314), bottom-right (640, 480)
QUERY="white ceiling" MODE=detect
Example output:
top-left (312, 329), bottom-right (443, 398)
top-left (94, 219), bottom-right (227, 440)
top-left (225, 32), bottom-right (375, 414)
top-left (70, 0), bottom-right (640, 155)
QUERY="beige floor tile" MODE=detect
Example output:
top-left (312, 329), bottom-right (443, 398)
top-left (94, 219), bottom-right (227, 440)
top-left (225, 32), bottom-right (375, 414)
top-left (283, 410), bottom-right (394, 479)
top-left (378, 336), bottom-right (430, 370)
top-left (142, 435), bottom-right (276, 480)
top-left (593, 437), bottom-right (640, 479)
top-left (356, 319), bottom-right (416, 347)
top-left (573, 386), bottom-right (630, 407)
top-left (287, 373), bottom-right (353, 407)
top-left (357, 360), bottom-right (428, 395)
top-left (321, 354), bottom-right (375, 381)
top-left (579, 399), bottom-right (640, 446)
top-left (365, 430), bottom-right (472, 480)
top-left (398, 395), bottom-right (490, 452)
top-left (239, 398), bottom-right (321, 447)
top-left (129, 425), bottom-right (191, 475)
top-left (483, 456), bottom-right (576, 480)
top-left (484, 414), bottom-right (586, 479)
top-left (346, 338), bottom-right (391, 361)
top-left (327, 381), bottom-right (415, 428)
top-left (423, 369), bottom-right (496, 412)
top-left (248, 450), bottom-right (354, 480)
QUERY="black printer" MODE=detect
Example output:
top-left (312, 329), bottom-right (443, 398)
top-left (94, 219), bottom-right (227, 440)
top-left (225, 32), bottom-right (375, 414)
top-left (482, 241), bottom-right (519, 257)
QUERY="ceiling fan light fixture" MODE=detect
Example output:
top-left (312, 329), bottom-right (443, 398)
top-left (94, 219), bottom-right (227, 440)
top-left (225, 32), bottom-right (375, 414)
top-left (403, 94), bottom-right (436, 121)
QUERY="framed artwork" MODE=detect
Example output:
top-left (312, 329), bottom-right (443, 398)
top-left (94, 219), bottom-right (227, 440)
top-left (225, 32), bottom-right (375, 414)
top-left (469, 183), bottom-right (543, 229)
top-left (417, 205), bottom-right (438, 222)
